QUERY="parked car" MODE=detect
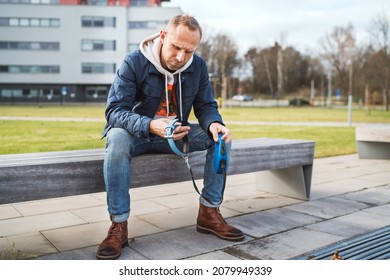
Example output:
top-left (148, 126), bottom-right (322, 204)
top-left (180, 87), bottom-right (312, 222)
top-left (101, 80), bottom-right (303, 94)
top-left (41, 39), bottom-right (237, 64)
top-left (232, 94), bottom-right (253, 101)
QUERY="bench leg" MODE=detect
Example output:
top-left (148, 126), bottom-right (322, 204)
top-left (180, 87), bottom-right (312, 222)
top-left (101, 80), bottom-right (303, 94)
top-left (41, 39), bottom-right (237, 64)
top-left (357, 141), bottom-right (390, 159)
top-left (255, 164), bottom-right (312, 200)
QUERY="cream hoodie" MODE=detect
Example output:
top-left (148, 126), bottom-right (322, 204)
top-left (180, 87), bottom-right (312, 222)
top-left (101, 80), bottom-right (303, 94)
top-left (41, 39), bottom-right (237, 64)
top-left (139, 33), bottom-right (193, 121)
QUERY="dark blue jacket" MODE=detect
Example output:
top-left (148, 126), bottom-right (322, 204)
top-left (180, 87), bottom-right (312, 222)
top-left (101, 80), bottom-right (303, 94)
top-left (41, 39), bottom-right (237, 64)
top-left (102, 50), bottom-right (223, 139)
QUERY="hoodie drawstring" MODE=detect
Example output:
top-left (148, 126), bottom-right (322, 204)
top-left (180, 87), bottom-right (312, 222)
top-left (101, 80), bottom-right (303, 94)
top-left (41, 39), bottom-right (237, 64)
top-left (178, 72), bottom-right (183, 121)
top-left (164, 73), bottom-right (169, 116)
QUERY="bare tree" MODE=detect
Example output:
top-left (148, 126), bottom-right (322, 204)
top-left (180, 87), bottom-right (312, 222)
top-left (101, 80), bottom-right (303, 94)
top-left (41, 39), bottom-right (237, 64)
top-left (262, 50), bottom-right (275, 96)
top-left (245, 43), bottom-right (323, 97)
top-left (369, 10), bottom-right (390, 110)
top-left (320, 23), bottom-right (356, 99)
top-left (276, 43), bottom-right (284, 98)
top-left (197, 31), bottom-right (241, 103)
top-left (245, 47), bottom-right (274, 95)
top-left (197, 39), bottom-right (213, 68)
top-left (210, 33), bottom-right (240, 102)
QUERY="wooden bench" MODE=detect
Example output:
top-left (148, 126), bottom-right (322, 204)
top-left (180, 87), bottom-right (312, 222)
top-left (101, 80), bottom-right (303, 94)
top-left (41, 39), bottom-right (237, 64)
top-left (0, 138), bottom-right (315, 204)
top-left (356, 126), bottom-right (390, 159)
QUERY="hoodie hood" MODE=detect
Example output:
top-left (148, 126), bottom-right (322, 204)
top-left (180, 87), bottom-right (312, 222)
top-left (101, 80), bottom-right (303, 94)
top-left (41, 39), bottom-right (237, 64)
top-left (140, 33), bottom-right (193, 120)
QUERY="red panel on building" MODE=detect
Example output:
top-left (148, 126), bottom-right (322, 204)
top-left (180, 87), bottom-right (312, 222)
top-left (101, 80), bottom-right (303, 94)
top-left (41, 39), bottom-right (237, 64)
top-left (120, 0), bottom-right (130, 6)
top-left (60, 0), bottom-right (80, 4)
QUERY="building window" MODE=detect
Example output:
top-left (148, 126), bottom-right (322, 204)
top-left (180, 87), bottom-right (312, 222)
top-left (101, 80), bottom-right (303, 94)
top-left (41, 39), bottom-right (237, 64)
top-left (82, 63), bottom-right (116, 74)
top-left (0, 17), bottom-right (60, 27)
top-left (81, 39), bottom-right (116, 51)
top-left (86, 86), bottom-right (108, 99)
top-left (0, 41), bottom-right (60, 51)
top-left (0, 65), bottom-right (60, 73)
top-left (130, 0), bottom-right (148, 6)
top-left (0, 0), bottom-right (60, 4)
top-left (1, 89), bottom-right (23, 98)
top-left (81, 16), bottom-right (116, 28)
top-left (0, 88), bottom-right (61, 99)
top-left (20, 18), bottom-right (29, 26)
top-left (128, 20), bottom-right (168, 29)
top-left (87, 0), bottom-right (108, 6)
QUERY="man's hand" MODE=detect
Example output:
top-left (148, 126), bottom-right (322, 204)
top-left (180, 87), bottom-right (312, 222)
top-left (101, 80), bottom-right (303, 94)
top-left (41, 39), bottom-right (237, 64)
top-left (209, 122), bottom-right (232, 143)
top-left (149, 118), bottom-right (190, 140)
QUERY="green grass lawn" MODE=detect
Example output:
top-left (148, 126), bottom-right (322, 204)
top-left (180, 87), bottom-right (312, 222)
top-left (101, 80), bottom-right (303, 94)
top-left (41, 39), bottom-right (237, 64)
top-left (0, 104), bottom-right (106, 119)
top-left (219, 106), bottom-right (390, 123)
top-left (230, 124), bottom-right (356, 158)
top-left (0, 105), bottom-right (389, 157)
top-left (1, 105), bottom-right (389, 123)
top-left (0, 120), bottom-right (105, 154)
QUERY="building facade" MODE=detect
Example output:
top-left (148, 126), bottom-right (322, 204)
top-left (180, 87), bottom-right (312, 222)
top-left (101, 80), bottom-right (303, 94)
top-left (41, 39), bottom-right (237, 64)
top-left (0, 0), bottom-right (180, 104)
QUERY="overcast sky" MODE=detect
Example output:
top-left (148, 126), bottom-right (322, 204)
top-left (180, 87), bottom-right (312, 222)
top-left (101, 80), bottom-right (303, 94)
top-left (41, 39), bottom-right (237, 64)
top-left (162, 0), bottom-right (390, 55)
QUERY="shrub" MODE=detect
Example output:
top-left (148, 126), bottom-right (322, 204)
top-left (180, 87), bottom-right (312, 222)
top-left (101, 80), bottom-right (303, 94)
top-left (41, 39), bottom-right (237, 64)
top-left (289, 98), bottom-right (310, 106)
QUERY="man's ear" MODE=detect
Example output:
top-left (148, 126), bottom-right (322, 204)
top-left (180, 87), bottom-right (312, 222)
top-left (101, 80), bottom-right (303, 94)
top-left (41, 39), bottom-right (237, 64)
top-left (160, 30), bottom-right (167, 43)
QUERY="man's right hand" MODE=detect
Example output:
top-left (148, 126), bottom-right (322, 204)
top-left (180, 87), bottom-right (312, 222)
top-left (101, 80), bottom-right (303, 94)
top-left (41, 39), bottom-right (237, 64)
top-left (149, 118), bottom-right (190, 140)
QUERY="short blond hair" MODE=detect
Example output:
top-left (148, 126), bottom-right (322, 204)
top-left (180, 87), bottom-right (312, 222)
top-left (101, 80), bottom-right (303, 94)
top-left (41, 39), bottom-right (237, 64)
top-left (166, 14), bottom-right (202, 39)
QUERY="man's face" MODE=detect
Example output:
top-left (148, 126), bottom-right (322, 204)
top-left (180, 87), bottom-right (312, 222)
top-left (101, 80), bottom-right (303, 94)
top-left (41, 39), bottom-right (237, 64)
top-left (160, 24), bottom-right (201, 72)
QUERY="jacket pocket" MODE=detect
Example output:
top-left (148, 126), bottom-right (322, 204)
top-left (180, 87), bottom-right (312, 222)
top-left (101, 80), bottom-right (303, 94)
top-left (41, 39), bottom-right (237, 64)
top-left (134, 83), bottom-right (162, 117)
top-left (143, 83), bottom-right (163, 98)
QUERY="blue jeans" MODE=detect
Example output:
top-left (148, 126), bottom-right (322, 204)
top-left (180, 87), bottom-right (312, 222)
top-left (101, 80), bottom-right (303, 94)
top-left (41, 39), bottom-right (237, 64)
top-left (103, 124), bottom-right (231, 223)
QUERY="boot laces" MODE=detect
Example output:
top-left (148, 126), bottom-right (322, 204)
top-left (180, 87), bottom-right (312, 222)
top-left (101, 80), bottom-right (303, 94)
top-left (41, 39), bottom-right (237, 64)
top-left (108, 222), bottom-right (125, 237)
top-left (215, 208), bottom-right (227, 224)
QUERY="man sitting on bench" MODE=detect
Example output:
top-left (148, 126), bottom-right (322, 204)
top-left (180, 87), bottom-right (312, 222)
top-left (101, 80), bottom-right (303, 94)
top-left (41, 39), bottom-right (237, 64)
top-left (96, 14), bottom-right (244, 260)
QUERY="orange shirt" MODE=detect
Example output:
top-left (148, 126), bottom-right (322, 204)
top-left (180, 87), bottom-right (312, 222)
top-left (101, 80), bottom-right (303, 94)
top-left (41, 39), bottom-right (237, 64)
top-left (155, 83), bottom-right (178, 117)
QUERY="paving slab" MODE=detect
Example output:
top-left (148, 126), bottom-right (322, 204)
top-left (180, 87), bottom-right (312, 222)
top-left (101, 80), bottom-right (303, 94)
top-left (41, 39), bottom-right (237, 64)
top-left (284, 196), bottom-right (370, 219)
top-left (306, 211), bottom-right (390, 238)
top-left (363, 204), bottom-right (390, 216)
top-left (0, 211), bottom-right (86, 237)
top-left (309, 177), bottom-right (382, 200)
top-left (186, 251), bottom-right (241, 260)
top-left (0, 205), bottom-right (21, 220)
top-left (228, 207), bottom-right (323, 238)
top-left (127, 226), bottom-right (252, 260)
top-left (12, 194), bottom-right (105, 216)
top-left (41, 221), bottom-right (112, 252)
top-left (223, 227), bottom-right (344, 260)
top-left (339, 185), bottom-right (390, 205)
top-left (222, 193), bottom-right (300, 214)
top-left (0, 232), bottom-right (58, 259)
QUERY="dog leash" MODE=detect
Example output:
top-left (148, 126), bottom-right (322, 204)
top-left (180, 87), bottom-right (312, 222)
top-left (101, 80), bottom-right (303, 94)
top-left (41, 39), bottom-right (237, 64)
top-left (164, 118), bottom-right (228, 206)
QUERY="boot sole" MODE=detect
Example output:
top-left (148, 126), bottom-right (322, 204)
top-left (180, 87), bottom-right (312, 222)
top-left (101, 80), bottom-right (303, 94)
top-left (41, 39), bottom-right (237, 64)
top-left (96, 239), bottom-right (129, 260)
top-left (196, 225), bottom-right (244, 241)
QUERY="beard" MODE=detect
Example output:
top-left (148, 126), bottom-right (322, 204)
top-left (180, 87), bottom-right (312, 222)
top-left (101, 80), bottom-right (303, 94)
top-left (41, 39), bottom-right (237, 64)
top-left (165, 59), bottom-right (185, 72)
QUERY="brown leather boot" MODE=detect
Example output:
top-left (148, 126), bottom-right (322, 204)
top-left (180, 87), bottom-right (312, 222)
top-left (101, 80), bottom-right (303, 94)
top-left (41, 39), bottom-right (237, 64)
top-left (96, 221), bottom-right (128, 260)
top-left (196, 204), bottom-right (244, 241)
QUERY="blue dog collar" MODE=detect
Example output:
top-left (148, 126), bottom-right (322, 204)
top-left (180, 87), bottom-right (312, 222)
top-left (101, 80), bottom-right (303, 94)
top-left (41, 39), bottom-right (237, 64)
top-left (164, 118), bottom-right (189, 157)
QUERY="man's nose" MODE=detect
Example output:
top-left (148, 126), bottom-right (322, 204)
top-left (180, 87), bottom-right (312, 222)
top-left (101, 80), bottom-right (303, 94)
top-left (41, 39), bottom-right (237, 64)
top-left (176, 50), bottom-right (185, 62)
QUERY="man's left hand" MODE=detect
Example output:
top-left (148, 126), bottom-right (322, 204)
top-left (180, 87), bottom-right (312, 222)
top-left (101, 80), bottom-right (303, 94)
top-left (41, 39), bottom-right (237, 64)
top-left (209, 122), bottom-right (232, 143)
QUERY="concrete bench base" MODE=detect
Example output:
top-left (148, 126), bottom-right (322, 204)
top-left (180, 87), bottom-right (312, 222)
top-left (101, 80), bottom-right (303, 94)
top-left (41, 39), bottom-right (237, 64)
top-left (256, 165), bottom-right (312, 200)
top-left (356, 126), bottom-right (390, 159)
top-left (0, 138), bottom-right (315, 204)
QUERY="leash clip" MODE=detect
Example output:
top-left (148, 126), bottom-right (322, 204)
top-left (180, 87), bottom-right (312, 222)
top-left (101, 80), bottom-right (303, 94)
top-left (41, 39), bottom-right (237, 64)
top-left (164, 125), bottom-right (175, 139)
top-left (183, 155), bottom-right (191, 170)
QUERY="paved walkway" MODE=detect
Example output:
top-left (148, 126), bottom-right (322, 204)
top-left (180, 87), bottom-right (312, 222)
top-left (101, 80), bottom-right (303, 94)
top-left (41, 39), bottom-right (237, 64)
top-left (0, 153), bottom-right (389, 260)
top-left (2, 115), bottom-right (390, 128)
